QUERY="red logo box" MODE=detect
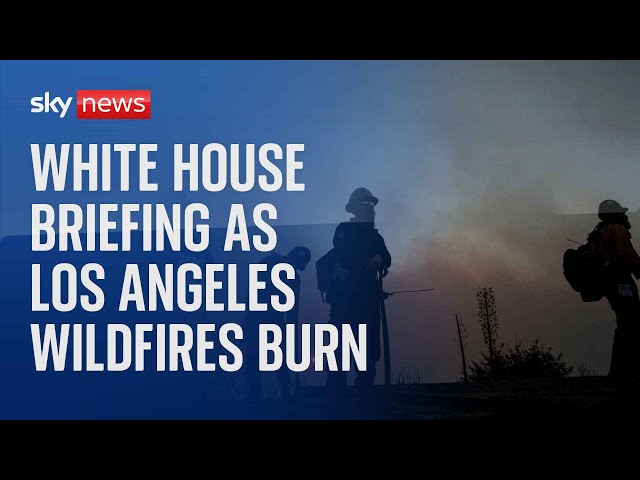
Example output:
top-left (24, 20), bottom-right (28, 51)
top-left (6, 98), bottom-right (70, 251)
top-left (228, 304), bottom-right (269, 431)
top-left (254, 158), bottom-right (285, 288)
top-left (76, 90), bottom-right (151, 120)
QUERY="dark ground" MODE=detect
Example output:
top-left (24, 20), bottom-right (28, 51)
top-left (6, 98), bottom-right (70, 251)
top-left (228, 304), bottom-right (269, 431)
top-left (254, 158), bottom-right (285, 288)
top-left (228, 376), bottom-right (640, 421)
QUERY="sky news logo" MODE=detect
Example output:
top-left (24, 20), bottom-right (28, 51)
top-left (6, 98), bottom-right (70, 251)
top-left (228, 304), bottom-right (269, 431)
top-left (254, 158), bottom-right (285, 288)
top-left (30, 90), bottom-right (151, 119)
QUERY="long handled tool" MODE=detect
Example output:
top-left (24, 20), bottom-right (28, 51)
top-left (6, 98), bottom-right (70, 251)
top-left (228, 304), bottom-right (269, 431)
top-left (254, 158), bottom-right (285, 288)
top-left (385, 288), bottom-right (435, 297)
top-left (379, 274), bottom-right (392, 387)
top-left (378, 279), bottom-right (435, 387)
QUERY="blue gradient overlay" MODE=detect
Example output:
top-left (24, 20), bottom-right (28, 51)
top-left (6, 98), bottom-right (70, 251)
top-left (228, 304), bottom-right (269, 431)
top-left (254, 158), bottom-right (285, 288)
top-left (0, 60), bottom-right (426, 418)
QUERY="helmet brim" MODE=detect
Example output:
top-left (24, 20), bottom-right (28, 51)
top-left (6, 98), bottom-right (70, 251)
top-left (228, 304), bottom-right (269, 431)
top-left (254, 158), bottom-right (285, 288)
top-left (345, 196), bottom-right (378, 213)
top-left (599, 207), bottom-right (629, 215)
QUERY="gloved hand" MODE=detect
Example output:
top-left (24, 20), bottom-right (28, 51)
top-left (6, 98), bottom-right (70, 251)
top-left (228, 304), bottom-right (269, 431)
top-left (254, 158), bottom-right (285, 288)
top-left (366, 254), bottom-right (383, 273)
top-left (333, 264), bottom-right (349, 281)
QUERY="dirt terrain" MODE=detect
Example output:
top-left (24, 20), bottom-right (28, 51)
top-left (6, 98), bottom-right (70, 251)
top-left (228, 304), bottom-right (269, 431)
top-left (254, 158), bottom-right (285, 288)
top-left (229, 377), bottom-right (640, 421)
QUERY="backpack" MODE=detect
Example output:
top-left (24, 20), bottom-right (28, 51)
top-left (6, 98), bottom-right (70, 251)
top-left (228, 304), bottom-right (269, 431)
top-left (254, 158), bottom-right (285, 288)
top-left (316, 248), bottom-right (338, 301)
top-left (562, 231), bottom-right (609, 302)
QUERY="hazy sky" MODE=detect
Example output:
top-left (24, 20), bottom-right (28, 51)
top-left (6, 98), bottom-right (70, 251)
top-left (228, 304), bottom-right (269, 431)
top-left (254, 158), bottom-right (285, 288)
top-left (375, 61), bottom-right (640, 381)
top-left (3, 60), bottom-right (640, 383)
top-left (298, 60), bottom-right (640, 383)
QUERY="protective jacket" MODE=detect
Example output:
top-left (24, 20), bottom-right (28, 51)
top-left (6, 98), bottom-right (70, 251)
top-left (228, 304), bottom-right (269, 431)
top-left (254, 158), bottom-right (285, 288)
top-left (590, 223), bottom-right (640, 279)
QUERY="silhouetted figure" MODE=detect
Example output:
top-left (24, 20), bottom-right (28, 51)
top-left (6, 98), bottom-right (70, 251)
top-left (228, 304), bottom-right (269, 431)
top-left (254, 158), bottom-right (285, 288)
top-left (244, 246), bottom-right (311, 402)
top-left (317, 187), bottom-right (392, 413)
top-left (589, 200), bottom-right (640, 384)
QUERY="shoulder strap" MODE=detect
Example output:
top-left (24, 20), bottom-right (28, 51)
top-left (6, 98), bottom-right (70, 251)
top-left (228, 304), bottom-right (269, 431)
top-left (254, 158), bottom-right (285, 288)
top-left (588, 224), bottom-right (619, 266)
top-left (586, 224), bottom-right (603, 244)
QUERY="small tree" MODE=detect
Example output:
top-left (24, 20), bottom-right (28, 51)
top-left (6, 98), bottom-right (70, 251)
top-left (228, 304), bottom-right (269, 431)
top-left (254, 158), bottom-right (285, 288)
top-left (469, 339), bottom-right (573, 381)
top-left (476, 287), bottom-right (501, 378)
